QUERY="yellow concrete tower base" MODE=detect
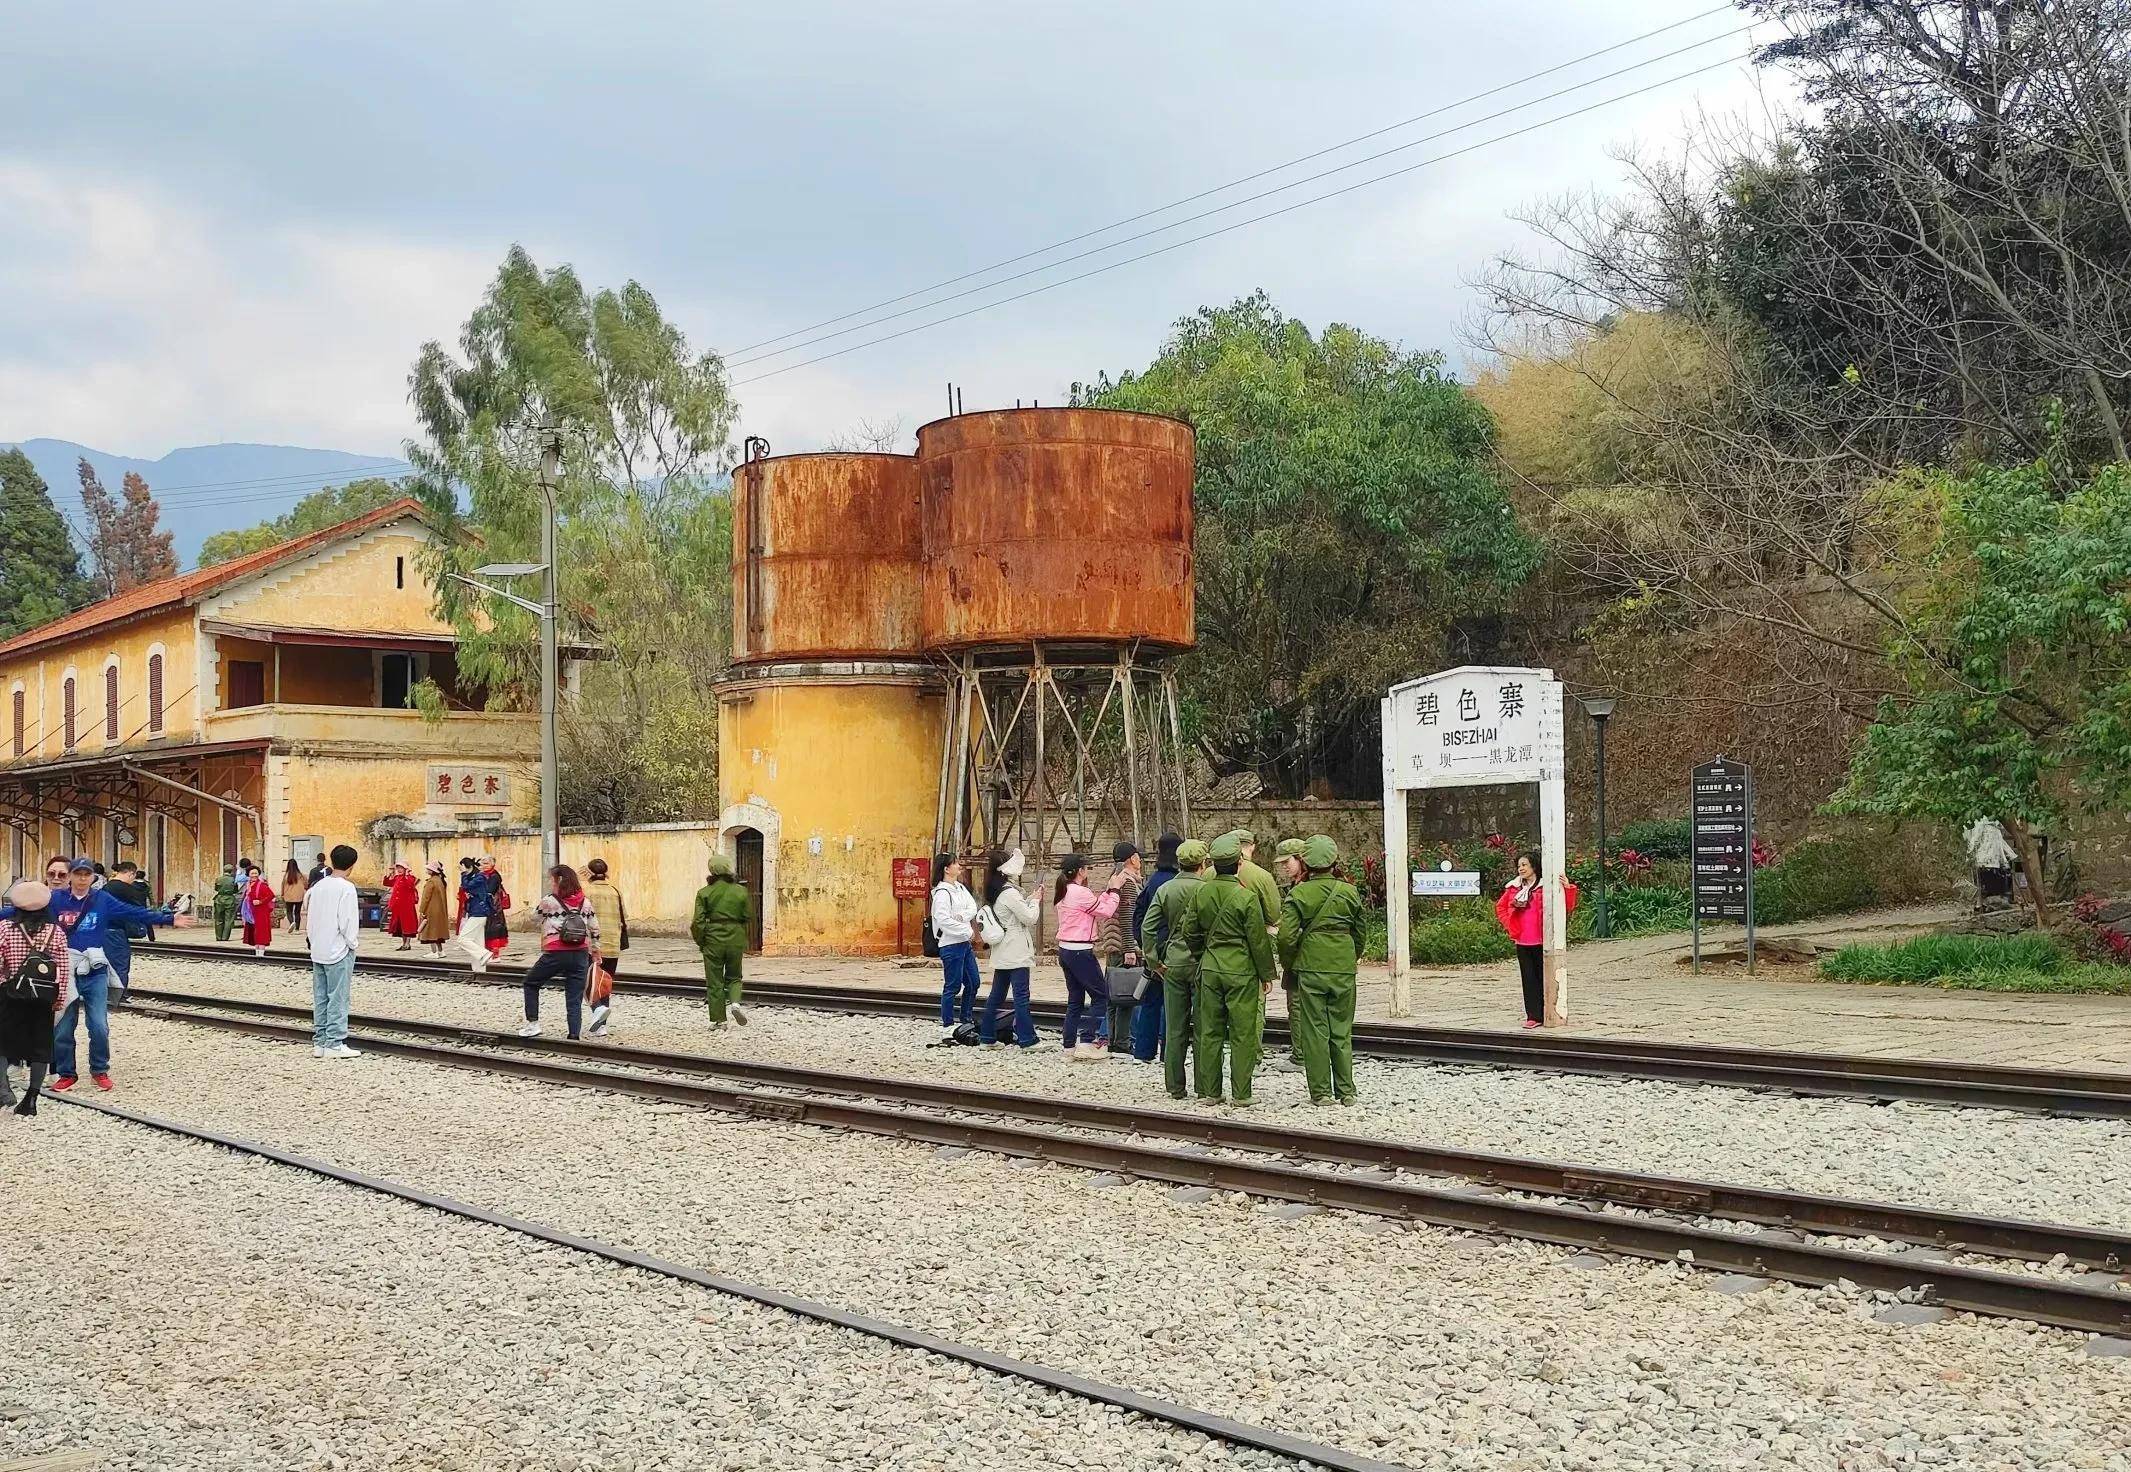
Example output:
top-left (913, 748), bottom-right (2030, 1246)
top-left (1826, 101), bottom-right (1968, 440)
top-left (715, 662), bottom-right (945, 955)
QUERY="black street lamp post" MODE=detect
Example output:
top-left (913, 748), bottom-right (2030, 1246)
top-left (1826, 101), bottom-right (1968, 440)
top-left (1582, 696), bottom-right (1618, 938)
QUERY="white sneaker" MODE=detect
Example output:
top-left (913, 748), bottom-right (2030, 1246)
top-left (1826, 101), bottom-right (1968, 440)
top-left (938, 1025), bottom-right (958, 1044)
top-left (588, 1002), bottom-right (611, 1028)
top-left (587, 1023), bottom-right (609, 1039)
top-left (313, 1046), bottom-right (329, 1059)
top-left (323, 1044), bottom-right (362, 1059)
top-left (516, 1022), bottom-right (542, 1038)
top-left (727, 1004), bottom-right (749, 1027)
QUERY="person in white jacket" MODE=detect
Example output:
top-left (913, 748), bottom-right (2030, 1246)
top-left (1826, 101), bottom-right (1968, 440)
top-left (979, 849), bottom-right (1042, 1048)
top-left (930, 853), bottom-right (980, 1042)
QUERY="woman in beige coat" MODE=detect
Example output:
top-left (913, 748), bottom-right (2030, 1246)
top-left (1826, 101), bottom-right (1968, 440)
top-left (416, 861), bottom-right (452, 957)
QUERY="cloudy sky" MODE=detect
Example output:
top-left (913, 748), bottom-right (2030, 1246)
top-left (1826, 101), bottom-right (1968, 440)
top-left (2, 1), bottom-right (1794, 465)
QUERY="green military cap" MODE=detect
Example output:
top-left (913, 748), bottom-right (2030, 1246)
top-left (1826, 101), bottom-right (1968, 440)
top-left (1275, 837), bottom-right (1308, 859)
top-left (1228, 828), bottom-right (1257, 846)
top-left (707, 853), bottom-right (735, 878)
top-left (1175, 838), bottom-right (1210, 867)
top-left (1303, 835), bottom-right (1339, 870)
top-left (1208, 833), bottom-right (1243, 864)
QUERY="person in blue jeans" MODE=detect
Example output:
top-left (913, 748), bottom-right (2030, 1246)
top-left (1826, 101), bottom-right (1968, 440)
top-left (929, 853), bottom-right (980, 1041)
top-left (43, 856), bottom-right (184, 1089)
top-left (1129, 833), bottom-right (1181, 1061)
top-left (978, 849), bottom-right (1041, 1047)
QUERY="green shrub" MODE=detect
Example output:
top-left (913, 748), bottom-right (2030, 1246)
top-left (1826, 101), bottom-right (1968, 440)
top-left (1614, 818), bottom-right (1691, 860)
top-left (1409, 914), bottom-right (1516, 965)
top-left (1580, 884), bottom-right (1693, 938)
top-left (1753, 838), bottom-right (1881, 924)
top-left (1820, 933), bottom-right (2066, 983)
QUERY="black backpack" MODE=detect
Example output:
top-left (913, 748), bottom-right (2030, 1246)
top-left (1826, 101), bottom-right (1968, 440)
top-left (3, 922), bottom-right (61, 1006)
top-left (556, 899), bottom-right (591, 948)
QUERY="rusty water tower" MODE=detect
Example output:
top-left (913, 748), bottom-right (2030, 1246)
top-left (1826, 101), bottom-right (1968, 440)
top-left (716, 447), bottom-right (945, 954)
top-left (919, 407), bottom-right (1196, 860)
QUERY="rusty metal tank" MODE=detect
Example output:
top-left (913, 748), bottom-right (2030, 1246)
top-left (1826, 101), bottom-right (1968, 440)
top-left (916, 408), bottom-right (1195, 651)
top-left (731, 452), bottom-right (924, 662)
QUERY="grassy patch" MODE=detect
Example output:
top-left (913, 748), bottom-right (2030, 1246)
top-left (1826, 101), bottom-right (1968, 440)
top-left (1819, 933), bottom-right (2131, 994)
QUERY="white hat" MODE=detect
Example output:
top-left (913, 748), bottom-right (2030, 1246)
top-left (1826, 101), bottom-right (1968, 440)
top-left (998, 848), bottom-right (1026, 878)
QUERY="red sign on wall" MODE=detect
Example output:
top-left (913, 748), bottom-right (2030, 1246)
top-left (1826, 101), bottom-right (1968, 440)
top-left (891, 857), bottom-right (931, 900)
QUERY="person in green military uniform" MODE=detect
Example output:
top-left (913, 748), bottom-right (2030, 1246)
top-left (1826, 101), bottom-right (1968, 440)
top-left (1271, 837), bottom-right (1309, 1071)
top-left (1139, 838), bottom-right (1208, 1100)
top-left (1277, 835), bottom-right (1367, 1106)
top-left (690, 854), bottom-right (753, 1029)
top-left (1178, 833), bottom-right (1275, 1105)
top-left (211, 864), bottom-right (239, 943)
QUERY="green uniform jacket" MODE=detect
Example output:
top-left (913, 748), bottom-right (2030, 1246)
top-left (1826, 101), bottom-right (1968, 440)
top-left (212, 875), bottom-right (238, 906)
top-left (1140, 871), bottom-right (1204, 981)
top-left (1238, 858), bottom-right (1281, 933)
top-left (690, 881), bottom-right (752, 951)
top-left (1277, 877), bottom-right (1367, 977)
top-left (1178, 872), bottom-right (1275, 985)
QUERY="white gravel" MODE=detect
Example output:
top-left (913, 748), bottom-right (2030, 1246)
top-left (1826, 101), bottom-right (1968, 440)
top-left (32, 979), bottom-right (2131, 1472)
top-left (151, 957), bottom-right (2131, 1232)
top-left (0, 1103), bottom-right (1311, 1472)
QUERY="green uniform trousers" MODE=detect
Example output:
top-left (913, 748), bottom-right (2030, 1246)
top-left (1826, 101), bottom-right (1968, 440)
top-left (701, 942), bottom-right (745, 1022)
top-left (1291, 969), bottom-right (1358, 1103)
top-left (212, 903), bottom-right (237, 942)
top-left (1162, 973), bottom-right (1195, 1100)
top-left (1194, 974), bottom-right (1264, 1105)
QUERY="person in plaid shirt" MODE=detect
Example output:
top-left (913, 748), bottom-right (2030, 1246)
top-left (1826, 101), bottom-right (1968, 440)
top-left (1, 879), bottom-right (72, 1117)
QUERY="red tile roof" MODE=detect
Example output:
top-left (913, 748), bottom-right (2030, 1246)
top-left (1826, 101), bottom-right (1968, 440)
top-left (0, 497), bottom-right (428, 660)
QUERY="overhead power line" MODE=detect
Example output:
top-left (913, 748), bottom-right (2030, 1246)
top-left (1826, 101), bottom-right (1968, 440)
top-left (724, 19), bottom-right (1754, 372)
top-left (733, 51), bottom-right (1755, 388)
top-left (718, 3), bottom-right (1740, 362)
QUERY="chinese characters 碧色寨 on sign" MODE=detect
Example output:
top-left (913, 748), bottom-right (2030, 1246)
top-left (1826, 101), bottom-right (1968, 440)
top-left (427, 765), bottom-right (511, 806)
top-left (1384, 666), bottom-right (1562, 791)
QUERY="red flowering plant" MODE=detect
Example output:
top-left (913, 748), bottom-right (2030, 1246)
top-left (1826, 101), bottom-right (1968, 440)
top-left (1615, 847), bottom-right (1655, 881)
top-left (2067, 893), bottom-right (2131, 966)
top-left (1750, 837), bottom-right (1776, 869)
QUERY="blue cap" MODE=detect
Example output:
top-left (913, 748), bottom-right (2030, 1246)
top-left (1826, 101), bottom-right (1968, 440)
top-left (69, 856), bottom-right (96, 873)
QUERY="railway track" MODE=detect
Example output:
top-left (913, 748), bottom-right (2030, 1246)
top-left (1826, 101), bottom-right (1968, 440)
top-left (125, 988), bottom-right (2131, 1337)
top-left (53, 1094), bottom-right (1398, 1472)
top-left (140, 938), bottom-right (2131, 1118)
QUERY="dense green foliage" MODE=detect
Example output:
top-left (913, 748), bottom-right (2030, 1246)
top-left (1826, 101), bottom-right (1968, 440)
top-left (198, 478), bottom-right (410, 566)
top-left (1613, 818), bottom-right (1691, 861)
top-left (1077, 292), bottom-right (1539, 795)
top-left (1408, 910), bottom-right (1516, 966)
top-left (0, 449), bottom-right (93, 637)
top-left (1821, 932), bottom-right (2131, 995)
top-left (407, 246), bottom-right (737, 823)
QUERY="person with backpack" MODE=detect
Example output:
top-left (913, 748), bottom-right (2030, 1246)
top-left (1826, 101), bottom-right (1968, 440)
top-left (479, 857), bottom-right (512, 964)
top-left (928, 853), bottom-right (981, 1044)
top-left (1176, 833), bottom-right (1275, 1105)
top-left (1140, 838), bottom-right (1207, 1100)
top-left (0, 880), bottom-right (71, 1117)
top-left (691, 855), bottom-right (752, 1030)
top-left (42, 856), bottom-right (186, 1091)
top-left (518, 864), bottom-right (598, 1041)
top-left (977, 849), bottom-right (1040, 1048)
top-left (1277, 836), bottom-right (1368, 1106)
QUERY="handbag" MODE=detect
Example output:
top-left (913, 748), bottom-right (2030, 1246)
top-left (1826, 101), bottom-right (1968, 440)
top-left (2, 923), bottom-right (62, 1006)
top-left (587, 960), bottom-right (614, 1007)
top-left (976, 904), bottom-right (1005, 948)
top-left (484, 912), bottom-right (508, 943)
top-left (1106, 963), bottom-right (1149, 1003)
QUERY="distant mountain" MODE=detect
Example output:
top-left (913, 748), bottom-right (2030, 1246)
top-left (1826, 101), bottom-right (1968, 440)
top-left (2, 439), bottom-right (414, 570)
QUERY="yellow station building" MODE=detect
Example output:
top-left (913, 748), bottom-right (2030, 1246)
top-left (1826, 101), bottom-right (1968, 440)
top-left (0, 499), bottom-right (543, 896)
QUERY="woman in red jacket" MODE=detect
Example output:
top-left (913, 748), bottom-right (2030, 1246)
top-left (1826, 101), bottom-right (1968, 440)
top-left (1495, 849), bottom-right (1577, 1029)
top-left (386, 863), bottom-right (420, 950)
top-left (240, 861), bottom-right (278, 955)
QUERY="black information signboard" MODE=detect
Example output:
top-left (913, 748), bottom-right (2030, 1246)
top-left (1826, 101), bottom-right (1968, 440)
top-left (1691, 756), bottom-right (1754, 972)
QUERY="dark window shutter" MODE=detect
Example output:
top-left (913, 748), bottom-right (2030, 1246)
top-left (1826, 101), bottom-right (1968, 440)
top-left (148, 654), bottom-right (164, 733)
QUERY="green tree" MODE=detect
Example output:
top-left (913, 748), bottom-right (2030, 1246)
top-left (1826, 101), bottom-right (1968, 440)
top-left (197, 478), bottom-right (410, 566)
top-left (1836, 456), bottom-right (2131, 921)
top-left (1077, 291), bottom-right (1539, 795)
top-left (407, 246), bottom-right (738, 824)
top-left (0, 449), bottom-right (93, 637)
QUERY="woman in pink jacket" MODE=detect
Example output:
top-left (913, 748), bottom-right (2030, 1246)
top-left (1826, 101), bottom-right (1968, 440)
top-left (1495, 849), bottom-right (1577, 1029)
top-left (1053, 854), bottom-right (1123, 1059)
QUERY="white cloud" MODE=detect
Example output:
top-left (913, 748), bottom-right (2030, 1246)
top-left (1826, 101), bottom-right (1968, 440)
top-left (0, 160), bottom-right (494, 456)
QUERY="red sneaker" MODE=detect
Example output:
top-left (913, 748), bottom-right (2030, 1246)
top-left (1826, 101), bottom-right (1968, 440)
top-left (92, 1073), bottom-right (114, 1091)
top-left (49, 1076), bottom-right (76, 1092)
top-left (1520, 1018), bottom-right (1542, 1030)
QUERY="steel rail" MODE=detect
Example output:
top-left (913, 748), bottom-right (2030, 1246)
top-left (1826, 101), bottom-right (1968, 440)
top-left (136, 940), bottom-right (2131, 1118)
top-left (49, 1095), bottom-right (1400, 1472)
top-left (123, 999), bottom-right (2131, 1335)
top-left (127, 987), bottom-right (2131, 1272)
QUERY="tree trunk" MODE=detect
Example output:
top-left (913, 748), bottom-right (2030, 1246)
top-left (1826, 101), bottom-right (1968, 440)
top-left (2005, 817), bottom-right (2052, 930)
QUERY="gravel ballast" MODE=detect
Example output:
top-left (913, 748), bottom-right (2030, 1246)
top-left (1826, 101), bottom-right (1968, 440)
top-left (0, 1104), bottom-right (1311, 1472)
top-left (152, 957), bottom-right (2131, 1232)
top-left (26, 970), bottom-right (2131, 1471)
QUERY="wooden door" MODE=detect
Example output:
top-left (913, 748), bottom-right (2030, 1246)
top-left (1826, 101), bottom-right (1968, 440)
top-left (734, 829), bottom-right (766, 953)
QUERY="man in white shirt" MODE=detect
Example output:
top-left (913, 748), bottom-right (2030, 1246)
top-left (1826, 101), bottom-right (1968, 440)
top-left (304, 843), bottom-right (363, 1060)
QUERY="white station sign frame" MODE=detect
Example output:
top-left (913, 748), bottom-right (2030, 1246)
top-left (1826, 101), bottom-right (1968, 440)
top-left (1381, 665), bottom-right (1570, 1021)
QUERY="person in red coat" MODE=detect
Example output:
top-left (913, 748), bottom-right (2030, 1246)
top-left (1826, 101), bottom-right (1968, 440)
top-left (1495, 849), bottom-right (1577, 1030)
top-left (239, 860), bottom-right (278, 955)
top-left (386, 863), bottom-right (420, 950)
